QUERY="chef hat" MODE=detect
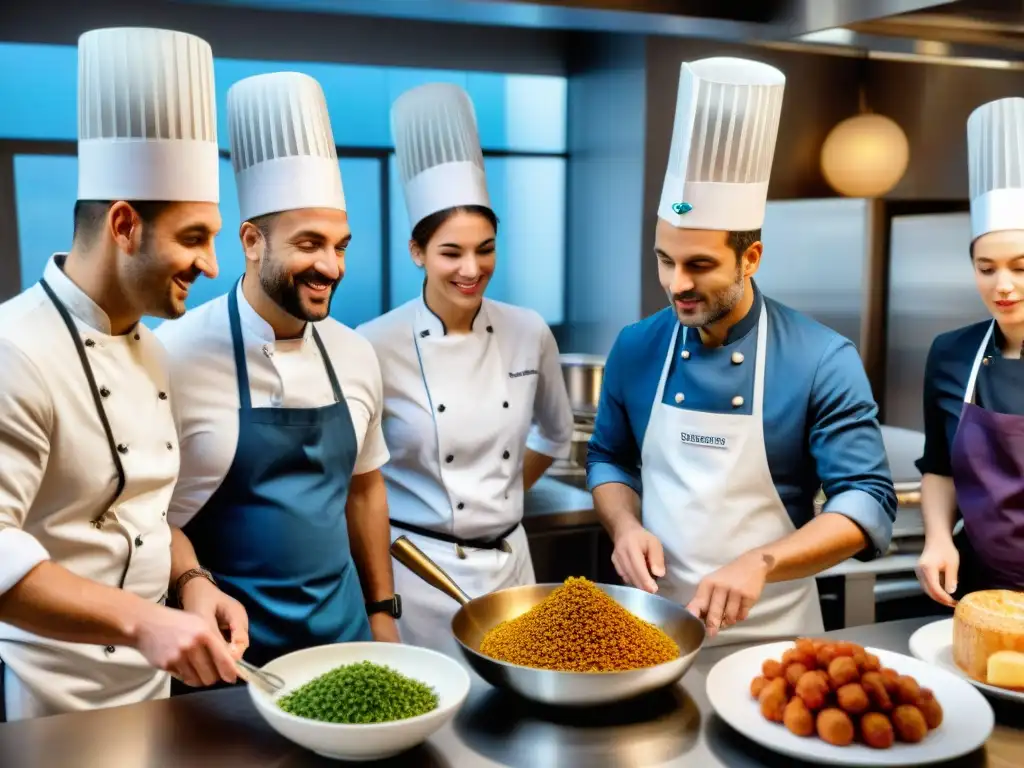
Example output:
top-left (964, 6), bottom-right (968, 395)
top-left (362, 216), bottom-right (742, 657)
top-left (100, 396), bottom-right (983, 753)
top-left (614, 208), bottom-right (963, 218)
top-left (658, 57), bottom-right (785, 232)
top-left (967, 97), bottom-right (1024, 241)
top-left (391, 83), bottom-right (490, 229)
top-left (227, 72), bottom-right (345, 222)
top-left (77, 27), bottom-right (219, 203)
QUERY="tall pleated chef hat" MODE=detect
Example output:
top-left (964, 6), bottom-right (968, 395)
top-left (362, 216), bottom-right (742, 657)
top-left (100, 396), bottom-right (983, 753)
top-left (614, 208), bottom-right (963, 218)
top-left (227, 72), bottom-right (345, 222)
top-left (77, 27), bottom-right (219, 203)
top-left (659, 57), bottom-right (785, 232)
top-left (391, 83), bottom-right (490, 229)
top-left (967, 97), bottom-right (1024, 241)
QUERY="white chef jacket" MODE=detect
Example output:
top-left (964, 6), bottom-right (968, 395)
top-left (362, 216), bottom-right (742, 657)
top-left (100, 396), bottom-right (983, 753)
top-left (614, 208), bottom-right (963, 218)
top-left (154, 279), bottom-right (390, 526)
top-left (356, 295), bottom-right (573, 539)
top-left (0, 254), bottom-right (176, 720)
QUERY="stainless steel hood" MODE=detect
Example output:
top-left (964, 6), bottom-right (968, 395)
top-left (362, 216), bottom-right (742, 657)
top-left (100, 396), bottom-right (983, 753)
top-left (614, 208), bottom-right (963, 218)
top-left (167, 0), bottom-right (956, 42)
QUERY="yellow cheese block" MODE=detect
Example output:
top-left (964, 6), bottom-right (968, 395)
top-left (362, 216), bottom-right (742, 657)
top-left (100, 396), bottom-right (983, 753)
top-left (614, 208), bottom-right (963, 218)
top-left (987, 651), bottom-right (1024, 691)
top-left (952, 590), bottom-right (1024, 687)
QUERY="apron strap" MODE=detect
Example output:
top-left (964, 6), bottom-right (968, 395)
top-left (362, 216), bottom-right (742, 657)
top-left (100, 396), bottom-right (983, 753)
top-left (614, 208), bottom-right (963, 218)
top-left (0, 658), bottom-right (6, 723)
top-left (39, 278), bottom-right (127, 512)
top-left (311, 327), bottom-right (343, 403)
top-left (227, 282), bottom-right (254, 411)
top-left (963, 321), bottom-right (995, 407)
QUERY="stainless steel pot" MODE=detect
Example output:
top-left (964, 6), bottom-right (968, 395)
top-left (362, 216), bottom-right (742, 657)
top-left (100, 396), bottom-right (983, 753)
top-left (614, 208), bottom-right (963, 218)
top-left (560, 354), bottom-right (605, 414)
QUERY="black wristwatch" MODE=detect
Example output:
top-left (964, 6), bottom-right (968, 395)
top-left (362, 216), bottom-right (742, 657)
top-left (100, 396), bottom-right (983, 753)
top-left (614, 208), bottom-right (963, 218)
top-left (366, 595), bottom-right (402, 619)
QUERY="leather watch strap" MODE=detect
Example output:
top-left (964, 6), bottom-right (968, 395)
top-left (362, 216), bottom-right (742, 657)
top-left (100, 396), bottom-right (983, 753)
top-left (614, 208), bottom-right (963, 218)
top-left (366, 595), bottom-right (402, 619)
top-left (174, 567), bottom-right (216, 596)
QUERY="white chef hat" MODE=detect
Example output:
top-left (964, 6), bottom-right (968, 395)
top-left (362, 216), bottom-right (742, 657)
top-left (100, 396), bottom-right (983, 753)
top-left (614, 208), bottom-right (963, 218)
top-left (391, 83), bottom-right (490, 229)
top-left (967, 97), bottom-right (1024, 241)
top-left (77, 27), bottom-right (219, 203)
top-left (659, 57), bottom-right (785, 232)
top-left (227, 72), bottom-right (345, 222)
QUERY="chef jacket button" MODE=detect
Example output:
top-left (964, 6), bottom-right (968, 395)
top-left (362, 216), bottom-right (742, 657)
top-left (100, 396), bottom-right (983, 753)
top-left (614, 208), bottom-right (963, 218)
top-left (457, 502), bottom-right (465, 510)
top-left (731, 352), bottom-right (744, 364)
top-left (983, 356), bottom-right (991, 366)
top-left (419, 330), bottom-right (430, 338)
top-left (158, 391), bottom-right (168, 400)
top-left (135, 535), bottom-right (143, 547)
top-left (681, 349), bottom-right (690, 359)
top-left (84, 339), bottom-right (96, 348)
top-left (445, 454), bottom-right (454, 463)
top-left (166, 442), bottom-right (173, 451)
top-left (134, 333), bottom-right (140, 341)
top-left (105, 645), bottom-right (115, 654)
top-left (674, 392), bottom-right (685, 404)
top-left (486, 325), bottom-right (493, 333)
top-left (502, 450), bottom-right (510, 459)
top-left (117, 443), bottom-right (128, 454)
top-left (502, 401), bottom-right (509, 408)
top-left (99, 386), bottom-right (110, 398)
top-left (732, 396), bottom-right (744, 408)
top-left (438, 404), bottom-right (446, 413)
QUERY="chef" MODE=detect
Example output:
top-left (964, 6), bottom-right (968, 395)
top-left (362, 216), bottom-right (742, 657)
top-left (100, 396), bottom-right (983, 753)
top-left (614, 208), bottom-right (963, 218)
top-left (357, 83), bottom-right (573, 655)
top-left (156, 71), bottom-right (398, 677)
top-left (0, 27), bottom-right (244, 722)
top-left (587, 57), bottom-right (897, 645)
top-left (916, 97), bottom-right (1024, 605)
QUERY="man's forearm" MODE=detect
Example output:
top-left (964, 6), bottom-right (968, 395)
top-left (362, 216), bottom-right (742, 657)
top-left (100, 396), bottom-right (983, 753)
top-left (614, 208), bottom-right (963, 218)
top-left (522, 449), bottom-right (554, 492)
top-left (753, 512), bottom-right (868, 583)
top-left (592, 481), bottom-right (642, 539)
top-left (920, 473), bottom-right (958, 543)
top-left (346, 470), bottom-right (395, 602)
top-left (170, 526), bottom-right (202, 586)
top-left (0, 561), bottom-right (153, 648)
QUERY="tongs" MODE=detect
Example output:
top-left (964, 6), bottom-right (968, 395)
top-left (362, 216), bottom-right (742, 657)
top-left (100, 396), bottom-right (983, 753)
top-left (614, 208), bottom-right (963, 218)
top-left (236, 659), bottom-right (286, 694)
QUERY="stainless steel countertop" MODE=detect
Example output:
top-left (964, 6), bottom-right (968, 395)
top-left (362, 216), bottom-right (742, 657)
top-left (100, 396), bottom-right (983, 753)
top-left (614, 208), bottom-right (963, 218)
top-left (0, 616), bottom-right (1019, 767)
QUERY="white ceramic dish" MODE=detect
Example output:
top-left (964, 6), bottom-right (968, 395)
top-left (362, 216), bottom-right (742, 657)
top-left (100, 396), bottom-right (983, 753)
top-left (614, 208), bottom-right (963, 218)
top-left (908, 617), bottom-right (1024, 704)
top-left (706, 641), bottom-right (994, 766)
top-left (248, 642), bottom-right (471, 762)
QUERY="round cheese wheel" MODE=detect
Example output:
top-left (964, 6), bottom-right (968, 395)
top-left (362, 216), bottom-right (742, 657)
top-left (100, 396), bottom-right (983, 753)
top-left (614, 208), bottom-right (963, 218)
top-left (952, 590), bottom-right (1024, 685)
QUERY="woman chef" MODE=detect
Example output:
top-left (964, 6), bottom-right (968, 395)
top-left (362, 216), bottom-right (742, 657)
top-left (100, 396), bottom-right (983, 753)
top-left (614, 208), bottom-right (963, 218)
top-left (0, 27), bottom-right (243, 721)
top-left (357, 83), bottom-right (574, 655)
top-left (916, 97), bottom-right (1024, 604)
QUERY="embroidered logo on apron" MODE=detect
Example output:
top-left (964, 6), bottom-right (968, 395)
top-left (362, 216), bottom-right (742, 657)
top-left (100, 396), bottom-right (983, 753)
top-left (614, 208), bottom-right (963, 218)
top-left (680, 431), bottom-right (728, 449)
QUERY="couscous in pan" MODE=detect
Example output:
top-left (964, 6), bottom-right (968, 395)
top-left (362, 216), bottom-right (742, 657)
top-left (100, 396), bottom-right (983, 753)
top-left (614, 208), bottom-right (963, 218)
top-left (390, 536), bottom-right (706, 706)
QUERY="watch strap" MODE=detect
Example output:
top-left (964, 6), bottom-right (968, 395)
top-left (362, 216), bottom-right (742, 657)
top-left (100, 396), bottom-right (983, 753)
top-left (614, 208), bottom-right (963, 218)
top-left (366, 595), bottom-right (402, 619)
top-left (174, 567), bottom-right (216, 596)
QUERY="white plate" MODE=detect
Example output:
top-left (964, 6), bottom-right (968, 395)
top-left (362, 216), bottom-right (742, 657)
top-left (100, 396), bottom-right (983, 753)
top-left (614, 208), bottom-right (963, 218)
top-left (706, 641), bottom-right (994, 766)
top-left (909, 617), bottom-right (1024, 704)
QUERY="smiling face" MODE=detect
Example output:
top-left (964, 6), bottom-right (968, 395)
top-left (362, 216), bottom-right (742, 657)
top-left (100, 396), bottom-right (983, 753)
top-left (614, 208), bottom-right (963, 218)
top-left (413, 209), bottom-right (497, 316)
top-left (972, 230), bottom-right (1024, 326)
top-left (242, 207), bottom-right (351, 323)
top-left (654, 219), bottom-right (761, 328)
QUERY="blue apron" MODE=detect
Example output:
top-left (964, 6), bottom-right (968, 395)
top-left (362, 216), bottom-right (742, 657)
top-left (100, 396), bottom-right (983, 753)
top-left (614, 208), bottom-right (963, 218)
top-left (181, 286), bottom-right (372, 669)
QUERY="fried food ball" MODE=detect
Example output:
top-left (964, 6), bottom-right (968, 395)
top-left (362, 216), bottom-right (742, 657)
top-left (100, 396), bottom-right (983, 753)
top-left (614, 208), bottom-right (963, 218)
top-left (795, 670), bottom-right (830, 711)
top-left (785, 662), bottom-right (809, 688)
top-left (816, 643), bottom-right (840, 669)
top-left (860, 712), bottom-right (895, 749)
top-left (892, 705), bottom-right (928, 743)
top-left (762, 659), bottom-right (784, 680)
top-left (916, 688), bottom-right (943, 730)
top-left (852, 651), bottom-right (867, 671)
top-left (894, 675), bottom-right (922, 705)
top-left (750, 676), bottom-right (768, 699)
top-left (783, 648), bottom-right (817, 670)
top-left (861, 653), bottom-right (881, 672)
top-left (795, 638), bottom-right (818, 658)
top-left (759, 677), bottom-right (788, 723)
top-left (836, 682), bottom-right (870, 715)
top-left (860, 671), bottom-right (894, 712)
top-left (828, 656), bottom-right (860, 688)
top-left (834, 641), bottom-right (861, 658)
top-left (879, 668), bottom-right (900, 691)
top-left (816, 708), bottom-right (855, 747)
top-left (783, 696), bottom-right (815, 737)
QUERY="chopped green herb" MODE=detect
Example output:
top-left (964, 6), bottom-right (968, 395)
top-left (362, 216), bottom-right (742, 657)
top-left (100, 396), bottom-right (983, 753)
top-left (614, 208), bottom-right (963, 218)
top-left (277, 661), bottom-right (440, 724)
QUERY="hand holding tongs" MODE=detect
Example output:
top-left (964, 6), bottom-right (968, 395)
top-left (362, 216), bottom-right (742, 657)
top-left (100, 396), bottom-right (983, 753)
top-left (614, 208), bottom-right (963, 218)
top-left (236, 658), bottom-right (285, 694)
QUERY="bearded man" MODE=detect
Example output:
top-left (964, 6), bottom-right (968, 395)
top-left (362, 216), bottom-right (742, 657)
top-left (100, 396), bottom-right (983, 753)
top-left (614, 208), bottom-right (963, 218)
top-left (155, 72), bottom-right (398, 690)
top-left (587, 57), bottom-right (896, 646)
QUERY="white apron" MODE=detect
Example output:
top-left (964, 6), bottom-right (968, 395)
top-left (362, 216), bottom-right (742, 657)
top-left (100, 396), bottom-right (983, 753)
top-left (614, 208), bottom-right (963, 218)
top-left (640, 306), bottom-right (823, 646)
top-left (391, 309), bottom-right (536, 658)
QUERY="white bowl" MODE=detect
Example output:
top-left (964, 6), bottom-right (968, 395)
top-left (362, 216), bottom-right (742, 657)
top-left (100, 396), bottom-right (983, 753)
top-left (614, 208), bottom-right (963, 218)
top-left (248, 642), bottom-right (471, 762)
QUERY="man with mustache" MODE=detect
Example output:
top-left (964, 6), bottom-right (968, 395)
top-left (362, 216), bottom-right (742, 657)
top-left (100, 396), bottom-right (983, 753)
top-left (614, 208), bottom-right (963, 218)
top-left (0, 27), bottom-right (245, 721)
top-left (588, 57), bottom-right (896, 645)
top-left (155, 72), bottom-right (398, 683)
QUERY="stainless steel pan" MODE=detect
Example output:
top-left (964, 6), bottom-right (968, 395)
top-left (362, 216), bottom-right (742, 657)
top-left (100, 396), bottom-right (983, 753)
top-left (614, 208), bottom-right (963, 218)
top-left (390, 536), bottom-right (705, 706)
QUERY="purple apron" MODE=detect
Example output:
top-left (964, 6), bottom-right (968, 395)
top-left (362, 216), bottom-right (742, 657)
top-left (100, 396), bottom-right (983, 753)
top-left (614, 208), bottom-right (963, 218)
top-left (949, 321), bottom-right (1024, 591)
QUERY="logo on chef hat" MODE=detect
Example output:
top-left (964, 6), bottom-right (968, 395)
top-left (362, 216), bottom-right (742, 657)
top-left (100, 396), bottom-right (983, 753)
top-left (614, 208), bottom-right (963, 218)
top-left (672, 202), bottom-right (693, 215)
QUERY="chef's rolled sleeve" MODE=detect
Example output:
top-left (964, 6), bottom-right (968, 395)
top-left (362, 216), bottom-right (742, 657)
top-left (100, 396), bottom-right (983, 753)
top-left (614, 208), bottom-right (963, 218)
top-left (0, 340), bottom-right (54, 595)
top-left (809, 337), bottom-right (896, 560)
top-left (586, 333), bottom-right (643, 495)
top-left (526, 323), bottom-right (574, 459)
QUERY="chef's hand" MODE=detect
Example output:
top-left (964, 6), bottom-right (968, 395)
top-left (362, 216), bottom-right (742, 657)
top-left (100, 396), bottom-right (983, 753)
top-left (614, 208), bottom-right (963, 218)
top-left (369, 613), bottom-right (401, 643)
top-left (686, 551), bottom-right (771, 638)
top-left (611, 521), bottom-right (665, 594)
top-left (916, 538), bottom-right (959, 607)
top-left (179, 577), bottom-right (250, 660)
top-left (134, 604), bottom-right (240, 687)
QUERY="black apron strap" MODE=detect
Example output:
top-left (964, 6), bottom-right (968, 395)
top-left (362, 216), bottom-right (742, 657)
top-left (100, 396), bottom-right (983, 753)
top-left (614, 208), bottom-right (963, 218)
top-left (0, 658), bottom-right (6, 723)
top-left (389, 519), bottom-right (520, 551)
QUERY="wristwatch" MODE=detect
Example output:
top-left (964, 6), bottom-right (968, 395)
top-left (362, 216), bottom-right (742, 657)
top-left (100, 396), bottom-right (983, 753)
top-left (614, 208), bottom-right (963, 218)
top-left (366, 595), bottom-right (402, 619)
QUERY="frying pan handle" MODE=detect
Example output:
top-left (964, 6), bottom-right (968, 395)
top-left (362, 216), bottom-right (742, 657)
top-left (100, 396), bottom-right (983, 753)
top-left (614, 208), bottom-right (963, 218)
top-left (390, 536), bottom-right (472, 606)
